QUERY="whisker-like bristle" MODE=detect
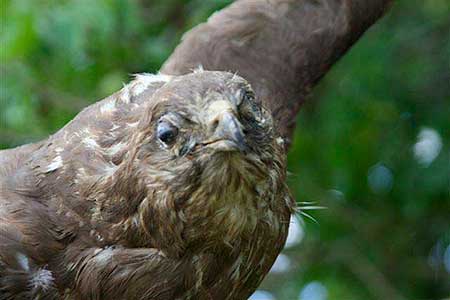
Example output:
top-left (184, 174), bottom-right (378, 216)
top-left (293, 203), bottom-right (324, 224)
top-left (297, 201), bottom-right (318, 205)
top-left (298, 211), bottom-right (319, 225)
top-left (298, 206), bottom-right (327, 211)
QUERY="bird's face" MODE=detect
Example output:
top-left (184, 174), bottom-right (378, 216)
top-left (112, 71), bottom-right (284, 250)
top-left (133, 71), bottom-right (275, 186)
top-left (79, 71), bottom-right (283, 250)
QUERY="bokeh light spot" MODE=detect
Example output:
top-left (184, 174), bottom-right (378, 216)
top-left (298, 281), bottom-right (328, 300)
top-left (269, 253), bottom-right (292, 274)
top-left (249, 290), bottom-right (276, 300)
top-left (444, 244), bottom-right (450, 274)
top-left (413, 127), bottom-right (442, 167)
top-left (367, 163), bottom-right (394, 194)
top-left (284, 215), bottom-right (304, 249)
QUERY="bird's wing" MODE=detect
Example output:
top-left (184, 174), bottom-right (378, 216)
top-left (161, 0), bottom-right (393, 147)
top-left (64, 245), bottom-right (192, 299)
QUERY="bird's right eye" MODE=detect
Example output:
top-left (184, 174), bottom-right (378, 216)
top-left (157, 121), bottom-right (178, 146)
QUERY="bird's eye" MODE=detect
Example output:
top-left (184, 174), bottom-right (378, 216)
top-left (157, 121), bottom-right (178, 145)
top-left (238, 89), bottom-right (263, 121)
top-left (240, 89), bottom-right (255, 105)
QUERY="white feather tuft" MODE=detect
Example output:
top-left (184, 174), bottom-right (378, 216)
top-left (83, 137), bottom-right (100, 150)
top-left (29, 268), bottom-right (54, 291)
top-left (45, 156), bottom-right (63, 172)
top-left (100, 100), bottom-right (116, 114)
top-left (131, 73), bottom-right (173, 96)
top-left (192, 65), bottom-right (205, 73)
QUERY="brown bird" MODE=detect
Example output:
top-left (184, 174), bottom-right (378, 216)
top-left (0, 0), bottom-right (394, 297)
top-left (0, 70), bottom-right (295, 299)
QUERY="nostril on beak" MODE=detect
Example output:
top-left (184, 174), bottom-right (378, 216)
top-left (209, 119), bottom-right (220, 134)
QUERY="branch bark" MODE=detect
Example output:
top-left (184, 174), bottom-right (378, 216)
top-left (161, 0), bottom-right (394, 149)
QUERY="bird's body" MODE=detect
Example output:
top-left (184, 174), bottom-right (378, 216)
top-left (0, 71), bottom-right (294, 299)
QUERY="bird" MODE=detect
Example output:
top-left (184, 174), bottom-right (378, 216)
top-left (0, 70), bottom-right (295, 299)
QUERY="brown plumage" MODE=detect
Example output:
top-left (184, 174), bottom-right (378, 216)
top-left (0, 71), bottom-right (295, 299)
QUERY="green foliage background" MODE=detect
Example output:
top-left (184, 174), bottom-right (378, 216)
top-left (1, 0), bottom-right (449, 299)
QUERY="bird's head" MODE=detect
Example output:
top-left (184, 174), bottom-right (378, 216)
top-left (120, 71), bottom-right (284, 250)
top-left (52, 70), bottom-right (286, 253)
top-left (132, 71), bottom-right (275, 176)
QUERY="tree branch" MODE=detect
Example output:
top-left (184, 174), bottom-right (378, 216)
top-left (161, 0), bottom-right (394, 149)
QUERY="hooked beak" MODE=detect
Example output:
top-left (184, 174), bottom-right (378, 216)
top-left (203, 111), bottom-right (247, 153)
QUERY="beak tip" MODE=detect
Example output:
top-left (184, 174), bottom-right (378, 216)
top-left (214, 112), bottom-right (246, 148)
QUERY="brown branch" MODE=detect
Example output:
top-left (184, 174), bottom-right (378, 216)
top-left (161, 0), bottom-right (394, 149)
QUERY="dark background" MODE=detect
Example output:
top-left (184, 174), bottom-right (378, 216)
top-left (1, 1), bottom-right (449, 299)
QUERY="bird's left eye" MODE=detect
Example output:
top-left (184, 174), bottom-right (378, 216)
top-left (157, 121), bottom-right (178, 145)
top-left (240, 89), bottom-right (255, 105)
top-left (238, 89), bottom-right (264, 123)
